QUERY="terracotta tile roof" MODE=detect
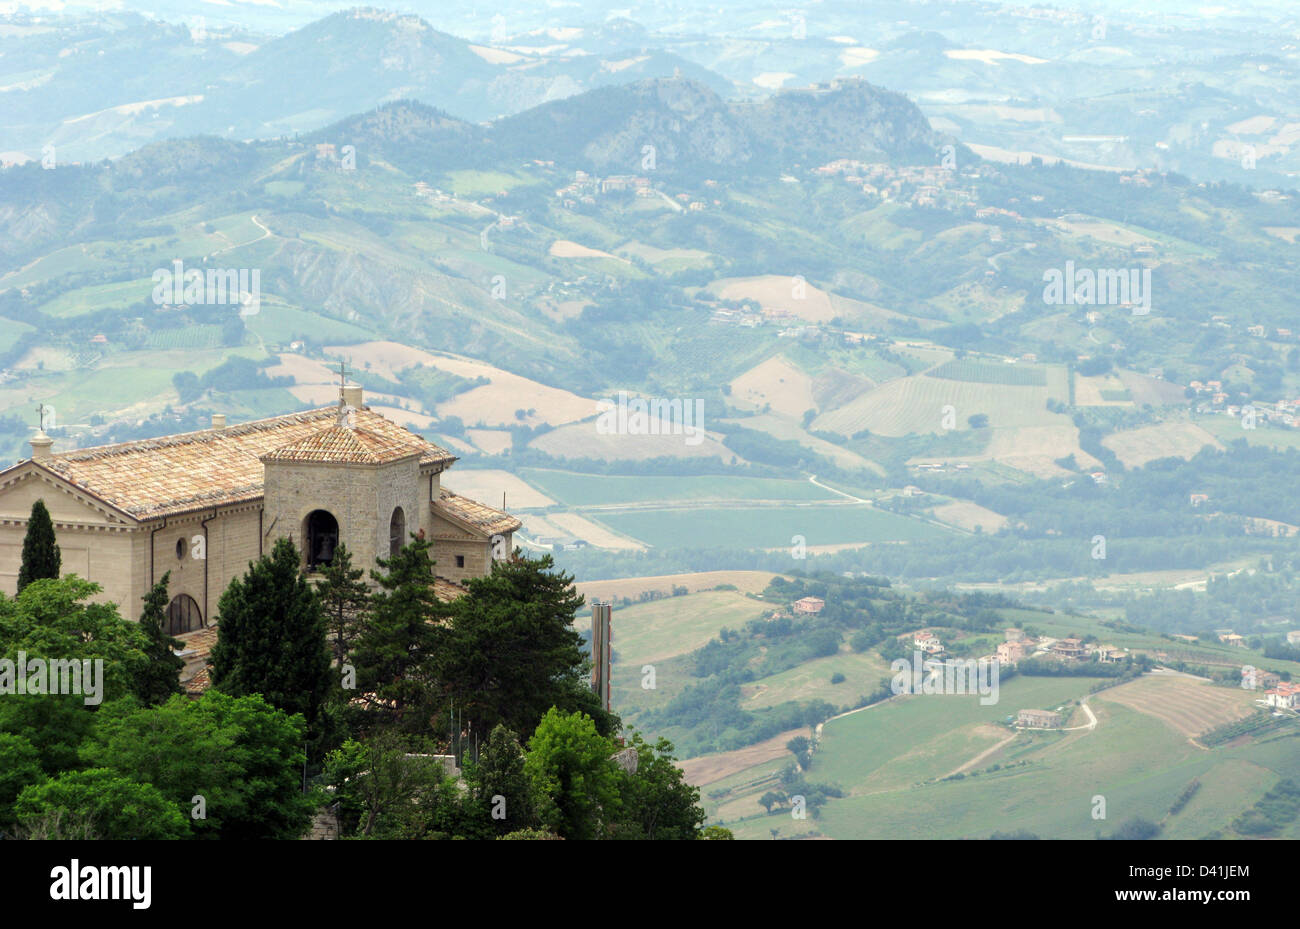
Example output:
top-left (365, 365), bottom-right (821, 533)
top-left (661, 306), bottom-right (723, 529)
top-left (435, 576), bottom-right (469, 602)
top-left (262, 409), bottom-right (428, 465)
top-left (25, 406), bottom-right (456, 520)
top-left (174, 625), bottom-right (219, 659)
top-left (184, 666), bottom-right (213, 696)
top-left (175, 625), bottom-right (219, 695)
top-left (434, 488), bottom-right (522, 537)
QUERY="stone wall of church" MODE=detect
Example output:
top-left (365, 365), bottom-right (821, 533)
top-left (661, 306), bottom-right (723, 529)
top-left (0, 521), bottom-right (139, 610)
top-left (374, 459), bottom-right (422, 563)
top-left (0, 467), bottom-right (139, 610)
top-left (430, 512), bottom-right (492, 583)
top-left (416, 467), bottom-right (443, 539)
top-left (146, 505), bottom-right (264, 626)
top-left (264, 460), bottom-right (376, 569)
top-left (148, 513), bottom-right (207, 623)
top-left (262, 458), bottom-right (423, 576)
top-left (206, 507), bottom-right (264, 619)
top-left (439, 539), bottom-right (489, 583)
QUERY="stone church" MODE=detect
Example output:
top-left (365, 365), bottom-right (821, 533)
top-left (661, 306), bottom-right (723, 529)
top-left (0, 384), bottom-right (520, 645)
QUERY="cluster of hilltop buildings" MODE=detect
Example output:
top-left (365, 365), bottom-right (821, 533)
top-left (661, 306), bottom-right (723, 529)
top-left (900, 627), bottom-right (1126, 668)
top-left (1241, 665), bottom-right (1300, 711)
top-left (995, 628), bottom-right (1126, 666)
top-left (811, 158), bottom-right (983, 211)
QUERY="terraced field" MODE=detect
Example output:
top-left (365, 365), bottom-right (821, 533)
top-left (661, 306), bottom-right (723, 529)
top-left (1095, 674), bottom-right (1258, 738)
top-left (926, 358), bottom-right (1048, 386)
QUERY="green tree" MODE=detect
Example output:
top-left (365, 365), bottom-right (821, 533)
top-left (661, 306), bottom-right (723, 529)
top-left (81, 692), bottom-right (316, 840)
top-left (210, 538), bottom-right (331, 737)
top-left (323, 731), bottom-right (480, 839)
top-left (699, 824), bottom-right (734, 839)
top-left (499, 827), bottom-right (562, 840)
top-left (1109, 816), bottom-right (1161, 840)
top-left (317, 542), bottom-right (369, 667)
top-left (17, 499), bottom-right (60, 593)
top-left (172, 371), bottom-right (201, 403)
top-left (524, 708), bottom-right (620, 840)
top-left (609, 732), bottom-right (704, 840)
top-left (0, 697), bottom-right (95, 777)
top-left (353, 534), bottom-right (448, 726)
top-left (0, 578), bottom-right (148, 777)
top-left (0, 733), bottom-right (43, 832)
top-left (134, 572), bottom-right (184, 706)
top-left (440, 553), bottom-right (616, 739)
top-left (0, 576), bottom-right (154, 705)
top-left (15, 768), bottom-right (189, 839)
top-left (465, 724), bottom-right (536, 835)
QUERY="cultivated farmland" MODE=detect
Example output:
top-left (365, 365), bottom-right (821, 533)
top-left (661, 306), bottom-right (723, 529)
top-left (569, 588), bottom-right (768, 665)
top-left (519, 469), bottom-right (838, 507)
top-left (595, 503), bottom-right (947, 549)
top-left (1101, 422), bottom-right (1224, 468)
top-left (1094, 674), bottom-right (1258, 738)
top-left (813, 373), bottom-right (1069, 437)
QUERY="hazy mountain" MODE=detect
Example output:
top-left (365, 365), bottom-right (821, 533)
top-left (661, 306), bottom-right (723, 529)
top-left (485, 76), bottom-right (955, 175)
top-left (0, 7), bottom-right (732, 163)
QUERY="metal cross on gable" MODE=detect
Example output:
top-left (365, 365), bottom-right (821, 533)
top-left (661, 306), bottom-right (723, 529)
top-left (336, 360), bottom-right (350, 404)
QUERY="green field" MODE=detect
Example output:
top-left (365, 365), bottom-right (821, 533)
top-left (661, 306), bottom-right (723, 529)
top-left (813, 675), bottom-right (1098, 789)
top-left (927, 358), bottom-right (1048, 386)
top-left (36, 278), bottom-right (156, 318)
top-left (1200, 416), bottom-right (1300, 451)
top-left (146, 325), bottom-right (224, 350)
top-left (572, 589), bottom-right (766, 666)
top-left (263, 181), bottom-right (305, 197)
top-left (244, 302), bottom-right (374, 344)
top-left (594, 504), bottom-right (948, 549)
top-left (814, 370), bottom-right (1070, 437)
top-left (0, 317), bottom-right (35, 354)
top-left (716, 673), bottom-right (1300, 839)
top-left (443, 169), bottom-right (534, 197)
top-left (741, 649), bottom-right (894, 710)
top-left (519, 469), bottom-right (839, 507)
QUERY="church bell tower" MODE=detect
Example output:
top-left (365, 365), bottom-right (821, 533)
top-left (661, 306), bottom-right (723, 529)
top-left (260, 381), bottom-right (425, 574)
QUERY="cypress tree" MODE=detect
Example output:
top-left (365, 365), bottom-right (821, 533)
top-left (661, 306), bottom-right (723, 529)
top-left (133, 572), bottom-right (185, 706)
top-left (17, 499), bottom-right (60, 593)
top-left (210, 538), bottom-right (331, 733)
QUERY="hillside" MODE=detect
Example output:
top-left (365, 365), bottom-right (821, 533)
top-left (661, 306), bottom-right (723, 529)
top-left (600, 572), bottom-right (1300, 840)
top-left (3, 63), bottom-right (1300, 639)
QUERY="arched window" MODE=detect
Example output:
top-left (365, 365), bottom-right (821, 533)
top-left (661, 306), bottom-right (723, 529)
top-left (305, 510), bottom-right (339, 569)
top-left (389, 507), bottom-right (406, 557)
top-left (164, 594), bottom-right (203, 636)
